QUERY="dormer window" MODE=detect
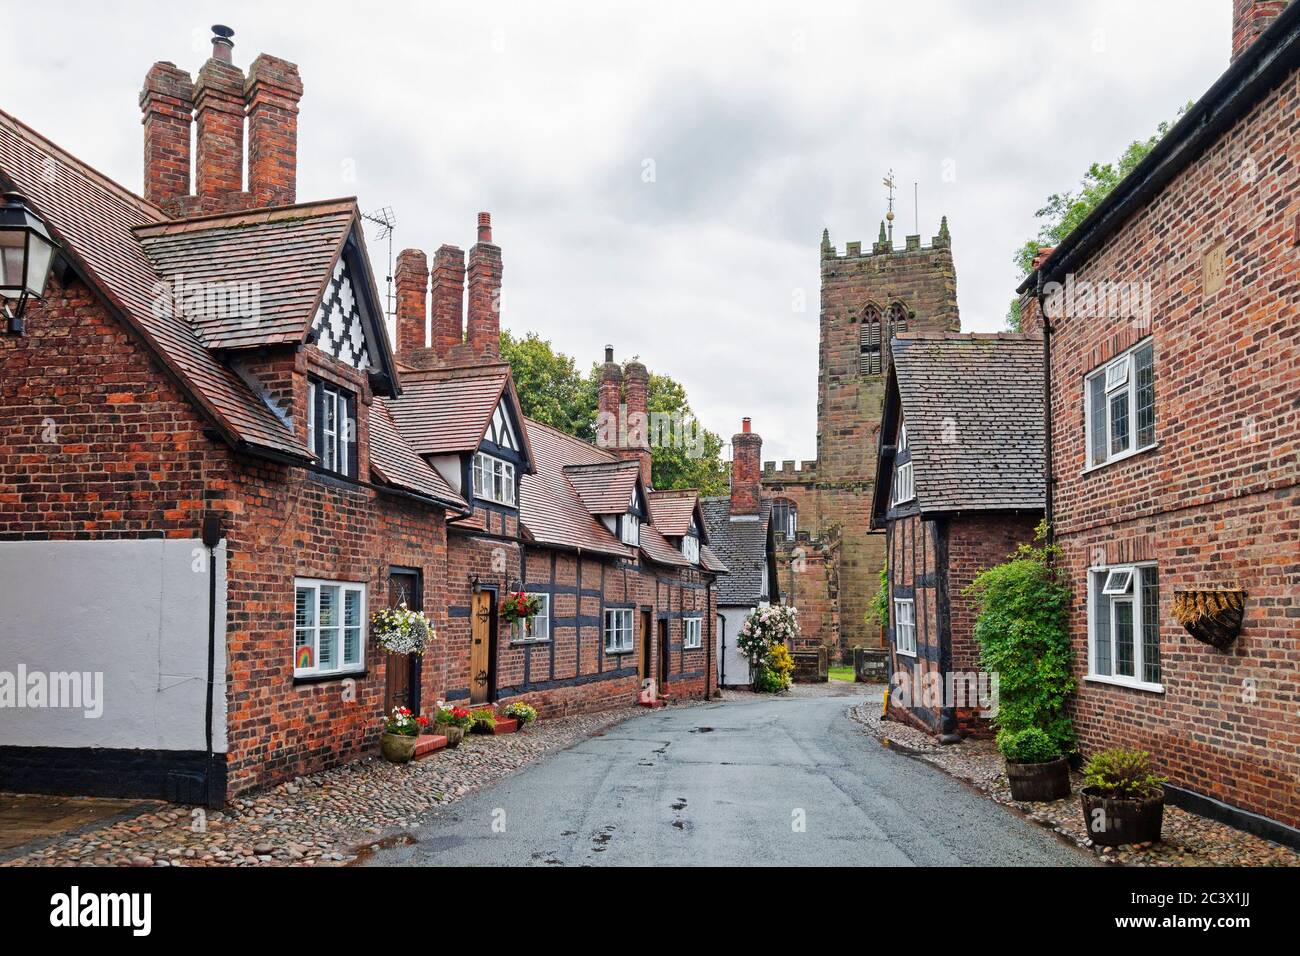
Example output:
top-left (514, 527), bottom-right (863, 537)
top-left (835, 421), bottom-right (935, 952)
top-left (680, 533), bottom-right (700, 564)
top-left (307, 377), bottom-right (356, 477)
top-left (891, 423), bottom-right (914, 506)
top-left (472, 451), bottom-right (516, 506)
top-left (621, 513), bottom-right (640, 547)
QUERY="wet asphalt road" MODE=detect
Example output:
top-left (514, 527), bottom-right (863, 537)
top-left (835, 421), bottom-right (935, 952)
top-left (363, 691), bottom-right (1093, 867)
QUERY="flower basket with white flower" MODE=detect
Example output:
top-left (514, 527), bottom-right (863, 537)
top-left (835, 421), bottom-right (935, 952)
top-left (372, 603), bottom-right (434, 656)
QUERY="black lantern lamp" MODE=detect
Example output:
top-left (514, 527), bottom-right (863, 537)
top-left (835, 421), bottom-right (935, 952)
top-left (0, 191), bottom-right (59, 333)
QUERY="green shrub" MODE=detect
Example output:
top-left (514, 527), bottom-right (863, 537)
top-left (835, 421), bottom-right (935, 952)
top-left (867, 562), bottom-right (889, 630)
top-left (468, 707), bottom-right (497, 734)
top-left (1082, 747), bottom-right (1165, 800)
top-left (998, 726), bottom-right (1060, 764)
top-left (963, 522), bottom-right (1075, 753)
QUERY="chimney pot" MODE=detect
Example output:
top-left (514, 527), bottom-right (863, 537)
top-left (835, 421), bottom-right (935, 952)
top-left (731, 419), bottom-right (763, 515)
top-left (211, 25), bottom-right (235, 63)
top-left (477, 211), bottom-right (492, 243)
top-left (743, 416), bottom-right (752, 433)
top-left (605, 345), bottom-right (614, 363)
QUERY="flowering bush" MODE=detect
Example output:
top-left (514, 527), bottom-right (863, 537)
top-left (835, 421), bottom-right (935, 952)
top-left (468, 707), bottom-right (497, 734)
top-left (432, 702), bottom-right (472, 730)
top-left (372, 603), bottom-right (434, 656)
top-left (738, 604), bottom-right (799, 693)
top-left (381, 706), bottom-right (428, 737)
top-left (500, 591), bottom-right (542, 625)
top-left (503, 701), bottom-right (538, 724)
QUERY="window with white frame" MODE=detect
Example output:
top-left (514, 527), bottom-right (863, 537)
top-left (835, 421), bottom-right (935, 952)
top-left (604, 607), bottom-right (634, 653)
top-left (294, 578), bottom-right (365, 677)
top-left (1088, 563), bottom-right (1161, 689)
top-left (683, 617), bottom-right (702, 649)
top-left (307, 378), bottom-right (356, 478)
top-left (1085, 340), bottom-right (1155, 469)
top-left (472, 451), bottom-right (516, 506)
top-left (680, 534), bottom-right (700, 564)
top-left (893, 598), bottom-right (916, 655)
top-left (621, 512), bottom-right (640, 546)
top-left (891, 425), bottom-right (914, 506)
top-left (514, 592), bottom-right (550, 642)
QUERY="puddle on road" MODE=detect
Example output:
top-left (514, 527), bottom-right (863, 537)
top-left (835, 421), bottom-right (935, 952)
top-left (348, 832), bottom-right (417, 865)
top-left (689, 727), bottom-right (715, 734)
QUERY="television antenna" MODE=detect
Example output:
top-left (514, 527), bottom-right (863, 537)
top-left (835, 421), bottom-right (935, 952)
top-left (362, 206), bottom-right (397, 322)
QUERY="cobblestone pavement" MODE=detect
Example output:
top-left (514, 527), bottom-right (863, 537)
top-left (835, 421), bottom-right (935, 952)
top-left (2, 705), bottom-right (656, 867)
top-left (850, 702), bottom-right (1300, 867)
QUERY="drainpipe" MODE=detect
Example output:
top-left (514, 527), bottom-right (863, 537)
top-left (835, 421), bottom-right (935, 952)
top-left (201, 514), bottom-right (223, 808)
top-left (1035, 271), bottom-right (1055, 548)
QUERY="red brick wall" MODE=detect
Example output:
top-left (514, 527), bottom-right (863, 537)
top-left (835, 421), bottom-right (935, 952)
top-left (1047, 67), bottom-right (1300, 827)
top-left (0, 277), bottom-right (218, 539)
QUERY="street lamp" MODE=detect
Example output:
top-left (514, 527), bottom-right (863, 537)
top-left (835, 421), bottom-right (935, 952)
top-left (0, 191), bottom-right (59, 333)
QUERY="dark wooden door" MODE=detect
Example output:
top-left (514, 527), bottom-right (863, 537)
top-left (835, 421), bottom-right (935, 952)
top-left (470, 590), bottom-right (495, 705)
top-left (384, 569), bottom-right (421, 714)
top-left (639, 609), bottom-right (652, 681)
top-left (658, 618), bottom-right (670, 690)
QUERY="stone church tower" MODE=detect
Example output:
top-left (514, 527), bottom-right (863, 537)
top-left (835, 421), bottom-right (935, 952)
top-left (766, 217), bottom-right (958, 668)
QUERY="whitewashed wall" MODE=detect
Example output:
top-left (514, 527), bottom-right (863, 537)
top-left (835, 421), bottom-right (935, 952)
top-left (0, 538), bottom-right (227, 752)
top-left (716, 606), bottom-right (753, 687)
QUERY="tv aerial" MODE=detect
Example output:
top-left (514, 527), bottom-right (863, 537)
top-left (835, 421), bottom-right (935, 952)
top-left (362, 206), bottom-right (397, 322)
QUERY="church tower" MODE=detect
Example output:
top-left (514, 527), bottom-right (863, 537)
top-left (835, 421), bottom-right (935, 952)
top-left (766, 211), bottom-right (959, 669)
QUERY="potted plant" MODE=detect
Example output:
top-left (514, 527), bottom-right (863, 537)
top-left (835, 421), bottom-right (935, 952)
top-left (1080, 747), bottom-right (1166, 846)
top-left (379, 706), bottom-right (428, 763)
top-left (432, 703), bottom-right (471, 748)
top-left (372, 603), bottom-right (434, 656)
top-left (999, 727), bottom-right (1070, 801)
top-left (503, 700), bottom-right (538, 729)
top-left (500, 591), bottom-right (542, 631)
top-left (468, 707), bottom-right (497, 734)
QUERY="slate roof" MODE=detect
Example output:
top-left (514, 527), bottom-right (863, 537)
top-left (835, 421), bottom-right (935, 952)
top-left (369, 401), bottom-right (467, 510)
top-left (520, 420), bottom-right (634, 559)
top-left (564, 460), bottom-right (641, 515)
top-left (701, 496), bottom-right (771, 606)
top-left (882, 333), bottom-right (1044, 515)
top-left (133, 202), bottom-right (358, 350)
top-left (0, 108), bottom-right (310, 459)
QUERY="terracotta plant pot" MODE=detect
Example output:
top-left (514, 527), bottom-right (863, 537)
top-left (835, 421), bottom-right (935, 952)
top-left (1006, 757), bottom-right (1071, 802)
top-left (1080, 787), bottom-right (1165, 847)
top-left (438, 724), bottom-right (465, 748)
top-left (380, 731), bottom-right (419, 764)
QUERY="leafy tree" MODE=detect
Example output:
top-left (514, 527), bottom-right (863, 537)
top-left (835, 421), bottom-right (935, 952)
top-left (499, 329), bottom-right (728, 495)
top-left (1005, 105), bottom-right (1191, 330)
top-left (499, 329), bottom-right (597, 438)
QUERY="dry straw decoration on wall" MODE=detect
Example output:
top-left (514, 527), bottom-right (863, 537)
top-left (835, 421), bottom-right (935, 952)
top-left (1172, 589), bottom-right (1246, 650)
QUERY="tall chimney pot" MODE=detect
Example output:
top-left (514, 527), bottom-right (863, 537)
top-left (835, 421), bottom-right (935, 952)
top-left (211, 25), bottom-right (235, 63)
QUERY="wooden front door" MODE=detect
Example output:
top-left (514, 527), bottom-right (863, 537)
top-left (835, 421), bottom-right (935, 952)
top-left (638, 608), bottom-right (652, 681)
top-left (470, 589), bottom-right (495, 705)
top-left (385, 568), bottom-right (422, 714)
top-left (658, 618), bottom-right (671, 690)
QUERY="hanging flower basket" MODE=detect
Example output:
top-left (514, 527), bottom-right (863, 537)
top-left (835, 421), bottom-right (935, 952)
top-left (500, 591), bottom-right (541, 626)
top-left (1172, 589), bottom-right (1246, 650)
top-left (372, 603), bottom-right (434, 656)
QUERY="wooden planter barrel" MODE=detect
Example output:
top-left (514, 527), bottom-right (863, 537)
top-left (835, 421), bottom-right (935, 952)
top-left (1006, 757), bottom-right (1071, 801)
top-left (1080, 787), bottom-right (1165, 846)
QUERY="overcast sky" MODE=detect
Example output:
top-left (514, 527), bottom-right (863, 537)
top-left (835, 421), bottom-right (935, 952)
top-left (3, 1), bottom-right (1230, 462)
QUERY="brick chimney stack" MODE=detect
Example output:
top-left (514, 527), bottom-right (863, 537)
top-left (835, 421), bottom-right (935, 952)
top-left (193, 26), bottom-right (247, 203)
top-left (465, 212), bottom-right (502, 359)
top-left (431, 244), bottom-right (466, 356)
top-left (1232, 0), bottom-right (1288, 61)
top-left (621, 359), bottom-right (653, 488)
top-left (245, 54), bottom-right (304, 207)
top-left (394, 249), bottom-right (429, 360)
top-left (597, 346), bottom-right (623, 448)
top-left (731, 417), bottom-right (763, 516)
top-left (140, 62), bottom-right (195, 212)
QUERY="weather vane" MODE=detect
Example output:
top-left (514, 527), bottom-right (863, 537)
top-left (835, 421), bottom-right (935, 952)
top-left (883, 170), bottom-right (896, 244)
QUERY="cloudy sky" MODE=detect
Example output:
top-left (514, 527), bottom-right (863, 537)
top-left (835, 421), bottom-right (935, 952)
top-left (3, 1), bottom-right (1230, 462)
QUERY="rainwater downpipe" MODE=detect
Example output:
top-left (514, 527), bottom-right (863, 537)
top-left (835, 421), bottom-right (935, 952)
top-left (1035, 272), bottom-right (1055, 547)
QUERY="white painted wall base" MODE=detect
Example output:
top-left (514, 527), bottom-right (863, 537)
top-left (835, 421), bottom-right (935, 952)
top-left (716, 605), bottom-right (754, 687)
top-left (0, 538), bottom-right (228, 752)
